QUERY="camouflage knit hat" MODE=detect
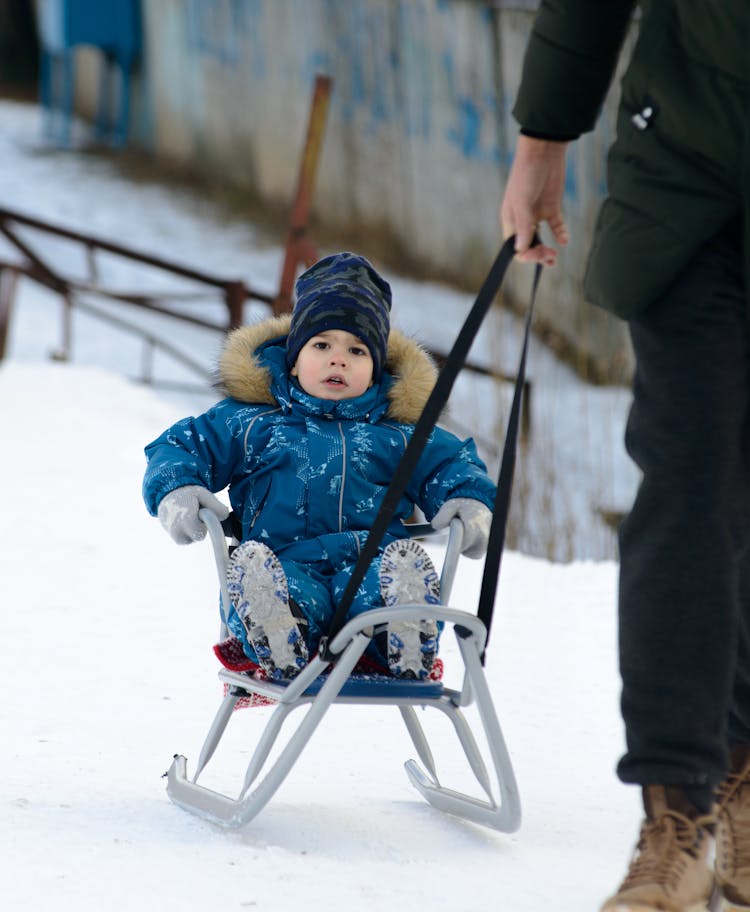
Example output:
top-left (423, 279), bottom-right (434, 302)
top-left (285, 252), bottom-right (392, 381)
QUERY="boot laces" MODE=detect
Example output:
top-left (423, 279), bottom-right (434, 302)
top-left (718, 762), bottom-right (750, 808)
top-left (717, 761), bottom-right (750, 871)
top-left (621, 810), bottom-right (712, 892)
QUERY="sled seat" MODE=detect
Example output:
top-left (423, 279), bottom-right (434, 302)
top-left (286, 671), bottom-right (445, 699)
top-left (165, 508), bottom-right (521, 833)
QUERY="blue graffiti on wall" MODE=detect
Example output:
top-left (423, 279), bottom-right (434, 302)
top-left (444, 90), bottom-right (501, 164)
top-left (182, 0), bottom-right (502, 165)
top-left (185, 0), bottom-right (266, 78)
top-left (299, 0), bottom-right (501, 162)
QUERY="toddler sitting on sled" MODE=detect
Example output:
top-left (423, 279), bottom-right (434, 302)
top-left (143, 252), bottom-right (495, 680)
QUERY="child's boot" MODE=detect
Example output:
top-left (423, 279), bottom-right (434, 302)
top-left (227, 541), bottom-right (308, 681)
top-left (600, 785), bottom-right (715, 912)
top-left (716, 744), bottom-right (750, 911)
top-left (379, 538), bottom-right (440, 680)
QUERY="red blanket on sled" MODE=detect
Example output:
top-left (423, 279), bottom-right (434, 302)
top-left (213, 637), bottom-right (444, 710)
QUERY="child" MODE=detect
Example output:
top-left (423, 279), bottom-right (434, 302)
top-left (143, 252), bottom-right (495, 680)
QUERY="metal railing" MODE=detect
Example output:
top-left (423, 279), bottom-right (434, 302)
top-left (0, 203), bottom-right (268, 390)
top-left (0, 75), bottom-right (334, 392)
top-left (0, 71), bottom-right (528, 443)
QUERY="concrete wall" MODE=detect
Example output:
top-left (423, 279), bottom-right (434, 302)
top-left (73, 0), bottom-right (635, 382)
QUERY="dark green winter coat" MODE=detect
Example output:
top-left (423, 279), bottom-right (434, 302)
top-left (513, 0), bottom-right (749, 319)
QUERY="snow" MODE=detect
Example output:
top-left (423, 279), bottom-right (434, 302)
top-left (1, 99), bottom-right (643, 910)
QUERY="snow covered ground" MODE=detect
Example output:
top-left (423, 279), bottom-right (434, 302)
top-left (1, 99), bottom-right (645, 911)
top-left (2, 360), bottom-right (640, 911)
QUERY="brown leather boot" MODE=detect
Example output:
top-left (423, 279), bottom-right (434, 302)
top-left (600, 785), bottom-right (715, 912)
top-left (716, 744), bottom-right (750, 911)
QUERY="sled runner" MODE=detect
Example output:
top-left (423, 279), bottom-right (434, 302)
top-left (165, 507), bottom-right (522, 832)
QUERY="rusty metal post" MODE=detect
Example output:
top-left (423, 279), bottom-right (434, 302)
top-left (274, 73), bottom-right (333, 315)
top-left (0, 266), bottom-right (19, 361)
top-left (224, 280), bottom-right (247, 329)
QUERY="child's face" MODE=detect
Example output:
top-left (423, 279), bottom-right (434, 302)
top-left (291, 329), bottom-right (374, 400)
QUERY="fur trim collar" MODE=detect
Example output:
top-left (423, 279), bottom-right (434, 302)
top-left (217, 314), bottom-right (437, 424)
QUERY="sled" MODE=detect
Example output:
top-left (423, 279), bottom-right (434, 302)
top-left (166, 237), bottom-right (536, 833)
top-left (165, 507), bottom-right (521, 832)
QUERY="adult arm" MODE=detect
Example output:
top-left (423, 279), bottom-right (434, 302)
top-left (501, 0), bottom-right (636, 262)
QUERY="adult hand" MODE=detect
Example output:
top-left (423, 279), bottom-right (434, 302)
top-left (431, 498), bottom-right (493, 559)
top-left (500, 135), bottom-right (570, 266)
top-left (157, 485), bottom-right (230, 545)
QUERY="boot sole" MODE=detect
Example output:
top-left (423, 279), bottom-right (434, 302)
top-left (606, 903), bottom-right (711, 912)
top-left (226, 541), bottom-right (308, 681)
top-left (717, 899), bottom-right (750, 912)
top-left (606, 904), bottom-right (710, 912)
top-left (379, 539), bottom-right (440, 680)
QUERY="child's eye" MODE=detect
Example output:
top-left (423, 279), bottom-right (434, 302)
top-left (350, 346), bottom-right (367, 356)
top-left (312, 341), bottom-right (329, 350)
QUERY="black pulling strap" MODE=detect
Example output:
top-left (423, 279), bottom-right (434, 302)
top-left (320, 235), bottom-right (542, 664)
top-left (475, 259), bottom-right (540, 660)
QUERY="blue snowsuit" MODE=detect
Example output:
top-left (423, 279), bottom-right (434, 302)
top-left (143, 316), bottom-right (495, 664)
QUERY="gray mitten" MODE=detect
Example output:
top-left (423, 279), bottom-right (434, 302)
top-left (157, 485), bottom-right (230, 545)
top-left (431, 497), bottom-right (492, 559)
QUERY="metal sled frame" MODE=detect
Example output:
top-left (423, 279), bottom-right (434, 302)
top-left (166, 509), bottom-right (521, 832)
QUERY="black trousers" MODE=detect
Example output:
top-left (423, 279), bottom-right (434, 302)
top-left (616, 215), bottom-right (750, 791)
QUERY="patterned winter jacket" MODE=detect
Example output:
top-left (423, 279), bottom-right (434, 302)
top-left (142, 315), bottom-right (495, 569)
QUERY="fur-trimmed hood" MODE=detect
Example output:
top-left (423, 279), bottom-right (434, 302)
top-left (144, 314), bottom-right (495, 563)
top-left (217, 314), bottom-right (438, 425)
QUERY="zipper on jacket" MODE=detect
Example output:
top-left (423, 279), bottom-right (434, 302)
top-left (243, 407), bottom-right (281, 454)
top-left (337, 422), bottom-right (346, 532)
top-left (382, 421), bottom-right (409, 448)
